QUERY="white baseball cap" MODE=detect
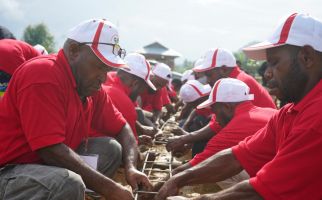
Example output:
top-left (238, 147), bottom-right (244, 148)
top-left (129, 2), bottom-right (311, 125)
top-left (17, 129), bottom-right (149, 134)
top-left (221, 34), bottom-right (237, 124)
top-left (121, 53), bottom-right (156, 90)
top-left (33, 44), bottom-right (48, 55)
top-left (181, 70), bottom-right (195, 82)
top-left (67, 19), bottom-right (126, 68)
top-left (197, 78), bottom-right (254, 109)
top-left (193, 48), bottom-right (236, 72)
top-left (152, 63), bottom-right (172, 81)
top-left (243, 13), bottom-right (322, 60)
top-left (180, 80), bottom-right (211, 103)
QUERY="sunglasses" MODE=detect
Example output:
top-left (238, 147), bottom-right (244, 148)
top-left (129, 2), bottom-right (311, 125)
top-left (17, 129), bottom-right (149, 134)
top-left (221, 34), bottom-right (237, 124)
top-left (80, 42), bottom-right (126, 59)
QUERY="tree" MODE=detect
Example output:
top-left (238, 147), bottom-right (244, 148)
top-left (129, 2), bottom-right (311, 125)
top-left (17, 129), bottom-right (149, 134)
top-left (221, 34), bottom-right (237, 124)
top-left (22, 23), bottom-right (55, 53)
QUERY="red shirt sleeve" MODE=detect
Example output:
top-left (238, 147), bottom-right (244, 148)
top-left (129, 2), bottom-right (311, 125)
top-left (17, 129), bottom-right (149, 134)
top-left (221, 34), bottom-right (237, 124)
top-left (161, 87), bottom-right (171, 106)
top-left (91, 90), bottom-right (126, 137)
top-left (247, 108), bottom-right (322, 199)
top-left (103, 86), bottom-right (138, 140)
top-left (17, 83), bottom-right (66, 151)
top-left (209, 115), bottom-right (222, 133)
top-left (232, 118), bottom-right (277, 177)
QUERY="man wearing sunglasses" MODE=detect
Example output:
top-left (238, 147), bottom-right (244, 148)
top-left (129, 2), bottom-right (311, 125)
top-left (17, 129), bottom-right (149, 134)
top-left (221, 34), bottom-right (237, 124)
top-left (0, 19), bottom-right (151, 200)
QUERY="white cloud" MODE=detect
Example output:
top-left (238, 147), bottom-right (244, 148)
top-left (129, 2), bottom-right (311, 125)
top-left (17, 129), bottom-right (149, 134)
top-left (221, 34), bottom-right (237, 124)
top-left (0, 0), bottom-right (24, 20)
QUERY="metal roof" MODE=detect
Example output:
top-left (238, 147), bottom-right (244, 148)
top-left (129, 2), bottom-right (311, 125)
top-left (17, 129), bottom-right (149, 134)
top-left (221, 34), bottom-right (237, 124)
top-left (136, 41), bottom-right (181, 57)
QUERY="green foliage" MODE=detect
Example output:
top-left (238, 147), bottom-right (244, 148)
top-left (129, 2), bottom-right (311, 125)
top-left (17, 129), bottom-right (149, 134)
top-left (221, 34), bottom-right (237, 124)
top-left (22, 23), bottom-right (55, 53)
top-left (173, 59), bottom-right (194, 73)
top-left (233, 50), bottom-right (263, 77)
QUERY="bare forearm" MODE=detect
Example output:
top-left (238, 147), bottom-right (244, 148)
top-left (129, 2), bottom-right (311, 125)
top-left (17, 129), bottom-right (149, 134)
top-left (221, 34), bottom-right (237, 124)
top-left (182, 110), bottom-right (197, 130)
top-left (152, 110), bottom-right (162, 123)
top-left (37, 143), bottom-right (117, 196)
top-left (116, 123), bottom-right (139, 169)
top-left (182, 124), bottom-right (214, 143)
top-left (174, 149), bottom-right (243, 187)
top-left (192, 180), bottom-right (262, 200)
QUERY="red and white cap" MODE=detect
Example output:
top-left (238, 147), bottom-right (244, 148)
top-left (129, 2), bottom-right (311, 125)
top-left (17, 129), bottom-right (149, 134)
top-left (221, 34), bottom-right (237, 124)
top-left (180, 80), bottom-right (211, 103)
top-left (67, 19), bottom-right (126, 68)
top-left (197, 78), bottom-right (254, 109)
top-left (122, 53), bottom-right (156, 90)
top-left (181, 70), bottom-right (195, 82)
top-left (33, 44), bottom-right (48, 55)
top-left (193, 48), bottom-right (236, 72)
top-left (243, 13), bottom-right (322, 60)
top-left (152, 63), bottom-right (172, 81)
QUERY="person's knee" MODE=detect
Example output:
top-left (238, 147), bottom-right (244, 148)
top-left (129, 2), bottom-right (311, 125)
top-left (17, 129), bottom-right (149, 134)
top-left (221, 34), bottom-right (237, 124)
top-left (57, 170), bottom-right (85, 199)
top-left (108, 139), bottom-right (122, 165)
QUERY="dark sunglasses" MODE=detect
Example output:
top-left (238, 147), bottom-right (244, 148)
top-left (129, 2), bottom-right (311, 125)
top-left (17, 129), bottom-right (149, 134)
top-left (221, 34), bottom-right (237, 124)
top-left (80, 42), bottom-right (126, 59)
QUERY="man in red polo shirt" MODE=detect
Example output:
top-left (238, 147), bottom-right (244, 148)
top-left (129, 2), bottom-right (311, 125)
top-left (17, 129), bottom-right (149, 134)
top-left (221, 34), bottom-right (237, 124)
top-left (167, 47), bottom-right (276, 156)
top-left (0, 39), bottom-right (41, 98)
top-left (165, 78), bottom-right (276, 190)
top-left (0, 19), bottom-right (151, 200)
top-left (138, 62), bottom-right (174, 126)
top-left (102, 52), bottom-right (157, 143)
top-left (155, 13), bottom-right (322, 200)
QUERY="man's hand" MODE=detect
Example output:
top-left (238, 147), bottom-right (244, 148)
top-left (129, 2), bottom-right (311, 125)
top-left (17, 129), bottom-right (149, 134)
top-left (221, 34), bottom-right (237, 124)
top-left (154, 178), bottom-right (180, 200)
top-left (166, 136), bottom-right (186, 153)
top-left (107, 183), bottom-right (134, 200)
top-left (125, 167), bottom-right (153, 192)
top-left (171, 127), bottom-right (189, 136)
top-left (140, 125), bottom-right (159, 138)
top-left (139, 135), bottom-right (153, 146)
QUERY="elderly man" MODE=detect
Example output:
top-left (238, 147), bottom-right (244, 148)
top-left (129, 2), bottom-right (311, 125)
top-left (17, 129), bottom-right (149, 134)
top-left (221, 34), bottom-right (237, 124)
top-left (102, 52), bottom-right (157, 143)
top-left (156, 13), bottom-right (322, 200)
top-left (0, 19), bottom-right (151, 200)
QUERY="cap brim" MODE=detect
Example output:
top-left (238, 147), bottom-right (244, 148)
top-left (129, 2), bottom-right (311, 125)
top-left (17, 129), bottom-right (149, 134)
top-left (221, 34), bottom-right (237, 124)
top-left (243, 41), bottom-right (286, 60)
top-left (146, 79), bottom-right (156, 91)
top-left (192, 64), bottom-right (214, 73)
top-left (197, 99), bottom-right (214, 109)
top-left (90, 46), bottom-right (128, 68)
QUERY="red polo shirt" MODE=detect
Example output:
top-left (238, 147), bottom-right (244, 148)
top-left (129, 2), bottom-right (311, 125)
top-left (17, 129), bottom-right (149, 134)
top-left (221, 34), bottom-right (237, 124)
top-left (190, 101), bottom-right (276, 166)
top-left (208, 67), bottom-right (276, 133)
top-left (232, 80), bottom-right (322, 200)
top-left (230, 67), bottom-right (276, 109)
top-left (102, 72), bottom-right (138, 141)
top-left (0, 50), bottom-right (126, 166)
top-left (140, 87), bottom-right (170, 111)
top-left (195, 108), bottom-right (213, 118)
top-left (0, 39), bottom-right (40, 75)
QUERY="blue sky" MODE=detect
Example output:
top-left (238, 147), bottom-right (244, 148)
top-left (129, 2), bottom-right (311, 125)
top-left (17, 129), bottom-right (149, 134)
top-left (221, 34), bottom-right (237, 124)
top-left (1, 0), bottom-right (321, 64)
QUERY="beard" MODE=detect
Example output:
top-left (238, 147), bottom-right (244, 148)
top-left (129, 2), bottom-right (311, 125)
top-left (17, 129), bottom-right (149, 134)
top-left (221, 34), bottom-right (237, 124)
top-left (278, 58), bottom-right (308, 103)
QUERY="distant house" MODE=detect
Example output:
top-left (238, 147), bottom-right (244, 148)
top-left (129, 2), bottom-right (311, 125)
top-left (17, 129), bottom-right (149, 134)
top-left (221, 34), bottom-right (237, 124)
top-left (136, 41), bottom-right (181, 69)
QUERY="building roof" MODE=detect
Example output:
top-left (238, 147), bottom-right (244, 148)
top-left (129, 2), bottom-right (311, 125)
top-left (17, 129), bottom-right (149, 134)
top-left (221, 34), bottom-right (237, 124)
top-left (137, 41), bottom-right (181, 57)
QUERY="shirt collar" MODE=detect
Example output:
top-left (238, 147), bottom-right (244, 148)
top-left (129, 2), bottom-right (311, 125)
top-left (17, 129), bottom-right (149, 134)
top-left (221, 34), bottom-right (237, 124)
top-left (56, 49), bottom-right (77, 89)
top-left (229, 67), bottom-right (240, 78)
top-left (234, 101), bottom-right (254, 115)
top-left (106, 71), bottom-right (131, 95)
top-left (290, 79), bottom-right (322, 113)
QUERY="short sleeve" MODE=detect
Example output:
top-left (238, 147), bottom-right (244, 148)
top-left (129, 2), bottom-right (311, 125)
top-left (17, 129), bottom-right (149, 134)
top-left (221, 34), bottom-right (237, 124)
top-left (17, 83), bottom-right (66, 151)
top-left (208, 115), bottom-right (222, 133)
top-left (91, 90), bottom-right (126, 137)
top-left (232, 116), bottom-right (277, 177)
top-left (161, 87), bottom-right (171, 106)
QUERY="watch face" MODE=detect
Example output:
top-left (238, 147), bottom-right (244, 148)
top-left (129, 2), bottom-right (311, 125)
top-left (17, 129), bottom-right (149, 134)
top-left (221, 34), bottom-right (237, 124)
top-left (0, 71), bottom-right (11, 92)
